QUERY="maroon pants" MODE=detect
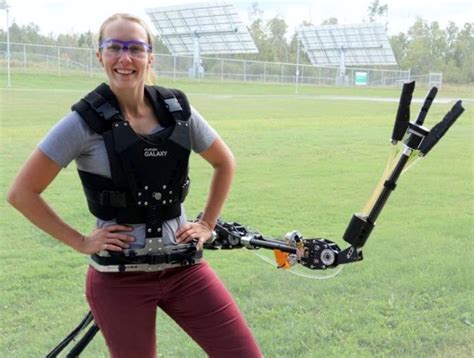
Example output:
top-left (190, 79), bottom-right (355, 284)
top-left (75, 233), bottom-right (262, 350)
top-left (85, 261), bottom-right (262, 358)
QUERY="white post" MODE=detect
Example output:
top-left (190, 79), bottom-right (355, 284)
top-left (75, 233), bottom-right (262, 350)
top-left (192, 32), bottom-right (200, 78)
top-left (5, 3), bottom-right (10, 86)
top-left (23, 44), bottom-right (26, 72)
top-left (57, 47), bottom-right (61, 76)
top-left (295, 40), bottom-right (300, 94)
top-left (1, 1), bottom-right (12, 87)
top-left (221, 59), bottom-right (224, 82)
top-left (337, 46), bottom-right (346, 85)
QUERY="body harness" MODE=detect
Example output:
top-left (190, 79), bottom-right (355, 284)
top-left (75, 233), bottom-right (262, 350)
top-left (72, 83), bottom-right (202, 272)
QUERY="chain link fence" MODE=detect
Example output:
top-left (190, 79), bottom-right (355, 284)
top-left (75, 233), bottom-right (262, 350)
top-left (0, 42), bottom-right (442, 88)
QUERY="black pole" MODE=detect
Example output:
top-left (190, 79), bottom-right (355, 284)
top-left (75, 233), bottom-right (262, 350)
top-left (248, 238), bottom-right (298, 253)
top-left (66, 324), bottom-right (100, 357)
top-left (46, 311), bottom-right (95, 358)
top-left (367, 151), bottom-right (410, 223)
top-left (342, 151), bottom-right (410, 248)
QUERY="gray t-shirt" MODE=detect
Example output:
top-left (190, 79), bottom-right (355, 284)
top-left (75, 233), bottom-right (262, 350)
top-left (38, 105), bottom-right (218, 249)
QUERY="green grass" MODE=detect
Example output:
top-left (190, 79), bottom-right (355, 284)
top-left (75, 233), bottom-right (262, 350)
top-left (1, 73), bottom-right (473, 357)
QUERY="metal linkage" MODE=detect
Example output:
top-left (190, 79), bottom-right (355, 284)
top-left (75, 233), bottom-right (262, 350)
top-left (205, 217), bottom-right (361, 270)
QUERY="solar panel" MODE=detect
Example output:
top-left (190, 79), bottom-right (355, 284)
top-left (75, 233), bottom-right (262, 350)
top-left (296, 23), bottom-right (397, 66)
top-left (145, 2), bottom-right (258, 56)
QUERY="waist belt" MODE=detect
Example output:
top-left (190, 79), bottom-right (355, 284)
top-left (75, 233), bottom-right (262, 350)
top-left (89, 246), bottom-right (202, 273)
top-left (92, 248), bottom-right (202, 266)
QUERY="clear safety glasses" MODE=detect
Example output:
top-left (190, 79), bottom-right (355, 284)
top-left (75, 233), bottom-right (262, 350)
top-left (99, 38), bottom-right (152, 59)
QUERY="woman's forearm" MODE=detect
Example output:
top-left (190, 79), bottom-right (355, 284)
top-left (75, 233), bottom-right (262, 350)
top-left (8, 189), bottom-right (84, 251)
top-left (7, 149), bottom-right (85, 251)
top-left (200, 156), bottom-right (236, 229)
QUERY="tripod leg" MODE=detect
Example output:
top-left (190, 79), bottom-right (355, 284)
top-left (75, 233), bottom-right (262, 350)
top-left (65, 324), bottom-right (100, 358)
top-left (45, 311), bottom-right (95, 358)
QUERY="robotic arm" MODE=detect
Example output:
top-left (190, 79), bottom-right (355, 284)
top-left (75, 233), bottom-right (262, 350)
top-left (46, 81), bottom-right (465, 357)
top-left (204, 81), bottom-right (465, 271)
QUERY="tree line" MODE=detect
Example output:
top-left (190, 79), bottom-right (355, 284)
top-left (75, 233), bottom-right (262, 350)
top-left (0, 1), bottom-right (472, 83)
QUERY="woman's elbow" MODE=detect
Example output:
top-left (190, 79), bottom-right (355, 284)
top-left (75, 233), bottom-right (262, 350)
top-left (6, 184), bottom-right (30, 210)
top-left (227, 151), bottom-right (237, 174)
top-left (7, 185), bottom-right (21, 208)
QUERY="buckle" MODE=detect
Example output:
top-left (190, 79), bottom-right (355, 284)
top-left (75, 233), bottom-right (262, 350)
top-left (164, 98), bottom-right (182, 112)
top-left (85, 92), bottom-right (120, 120)
top-left (96, 102), bottom-right (120, 120)
top-left (99, 191), bottom-right (127, 207)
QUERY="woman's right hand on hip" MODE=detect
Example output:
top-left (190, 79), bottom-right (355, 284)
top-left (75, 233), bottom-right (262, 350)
top-left (78, 225), bottom-right (135, 254)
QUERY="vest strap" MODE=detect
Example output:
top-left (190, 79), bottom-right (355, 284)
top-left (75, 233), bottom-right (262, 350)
top-left (83, 91), bottom-right (121, 121)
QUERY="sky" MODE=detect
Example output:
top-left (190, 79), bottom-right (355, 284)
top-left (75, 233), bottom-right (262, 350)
top-left (0, 0), bottom-right (472, 39)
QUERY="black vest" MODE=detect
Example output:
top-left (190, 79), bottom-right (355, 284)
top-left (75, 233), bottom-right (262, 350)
top-left (72, 83), bottom-right (192, 238)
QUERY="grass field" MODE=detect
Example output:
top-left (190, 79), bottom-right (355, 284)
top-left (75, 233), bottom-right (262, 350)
top-left (0, 73), bottom-right (473, 357)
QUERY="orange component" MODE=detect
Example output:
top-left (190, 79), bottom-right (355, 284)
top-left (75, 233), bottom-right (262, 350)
top-left (274, 249), bottom-right (290, 269)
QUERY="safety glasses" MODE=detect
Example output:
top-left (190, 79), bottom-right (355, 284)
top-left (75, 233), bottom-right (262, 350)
top-left (99, 38), bottom-right (152, 58)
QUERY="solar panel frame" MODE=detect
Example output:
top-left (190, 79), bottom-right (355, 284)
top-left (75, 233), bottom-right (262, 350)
top-left (145, 2), bottom-right (258, 56)
top-left (296, 23), bottom-right (397, 66)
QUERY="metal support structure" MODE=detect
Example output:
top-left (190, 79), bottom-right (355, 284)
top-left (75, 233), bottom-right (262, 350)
top-left (188, 28), bottom-right (239, 79)
top-left (297, 23), bottom-right (396, 87)
top-left (337, 46), bottom-right (347, 86)
top-left (191, 31), bottom-right (201, 79)
top-left (295, 40), bottom-right (300, 94)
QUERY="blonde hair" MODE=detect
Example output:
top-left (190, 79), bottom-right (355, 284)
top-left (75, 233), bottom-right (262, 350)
top-left (98, 13), bottom-right (157, 85)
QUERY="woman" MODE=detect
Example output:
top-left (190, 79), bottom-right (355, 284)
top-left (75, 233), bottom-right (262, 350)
top-left (7, 13), bottom-right (262, 358)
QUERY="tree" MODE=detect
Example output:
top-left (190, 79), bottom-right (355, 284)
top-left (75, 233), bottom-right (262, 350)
top-left (78, 30), bottom-right (94, 48)
top-left (367, 0), bottom-right (388, 31)
top-left (389, 32), bottom-right (409, 65)
top-left (402, 19), bottom-right (436, 74)
top-left (367, 0), bottom-right (388, 22)
top-left (246, 2), bottom-right (269, 60)
top-left (445, 21), bottom-right (459, 51)
top-left (444, 22), bottom-right (474, 82)
top-left (321, 18), bottom-right (338, 25)
top-left (267, 16), bottom-right (288, 62)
